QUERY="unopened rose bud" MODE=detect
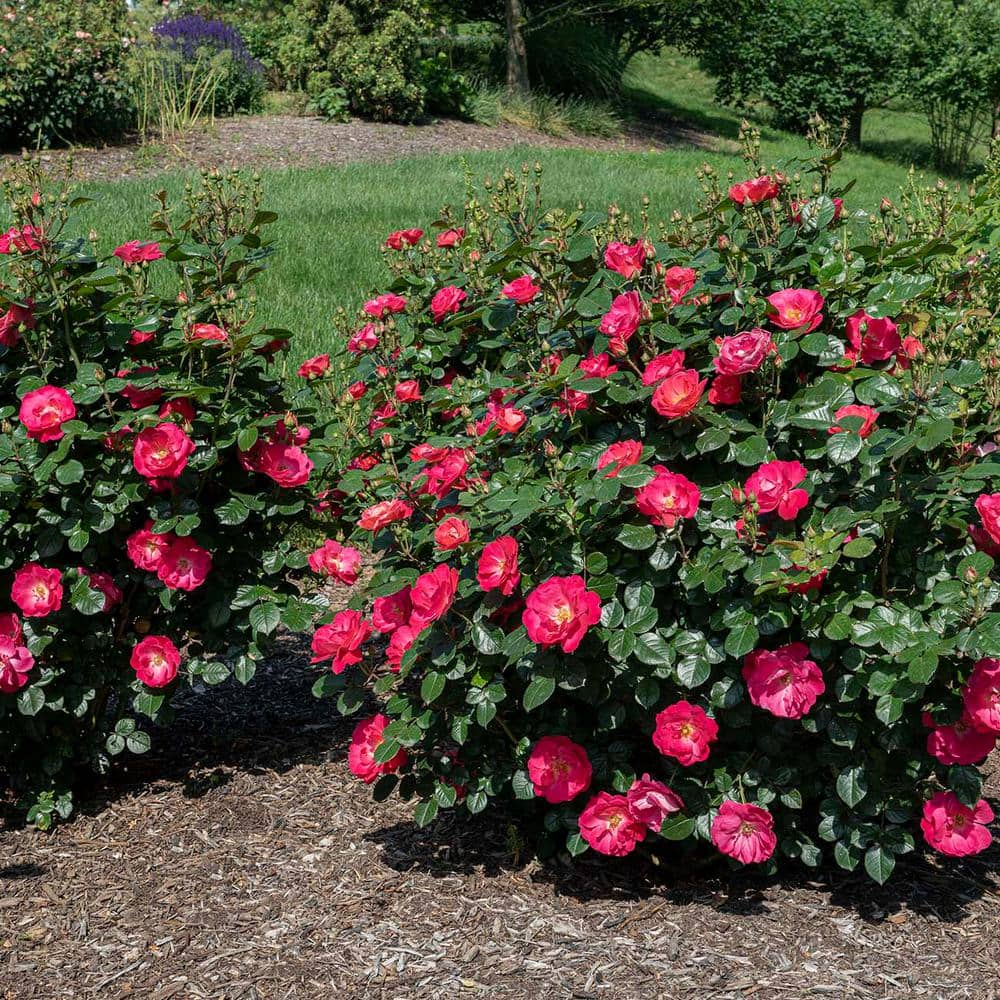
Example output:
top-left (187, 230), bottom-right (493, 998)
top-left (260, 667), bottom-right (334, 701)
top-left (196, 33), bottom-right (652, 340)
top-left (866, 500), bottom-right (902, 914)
top-left (177, 291), bottom-right (188, 304)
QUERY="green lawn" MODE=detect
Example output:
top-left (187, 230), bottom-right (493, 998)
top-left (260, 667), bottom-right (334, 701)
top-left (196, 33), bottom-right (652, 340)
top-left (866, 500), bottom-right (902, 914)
top-left (74, 138), bottom-right (932, 363)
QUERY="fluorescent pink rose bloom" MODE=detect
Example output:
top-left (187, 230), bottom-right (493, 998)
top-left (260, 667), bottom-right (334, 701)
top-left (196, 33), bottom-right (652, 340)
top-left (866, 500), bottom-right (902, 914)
top-left (372, 587), bottom-right (412, 634)
top-left (713, 328), bottom-right (775, 375)
top-left (79, 569), bottom-right (122, 612)
top-left (11, 563), bottom-right (62, 618)
top-left (126, 521), bottom-right (173, 571)
top-left (434, 516), bottom-right (470, 550)
top-left (0, 613), bottom-right (22, 641)
top-left (477, 536), bottom-right (521, 596)
top-left (526, 735), bottom-right (592, 803)
top-left (596, 440), bottom-right (642, 478)
top-left (829, 403), bottom-right (878, 438)
top-left (729, 175), bottom-right (780, 205)
top-left (920, 791), bottom-right (994, 857)
top-left (502, 275), bottom-right (541, 304)
top-left (130, 635), bottom-right (180, 688)
top-left (974, 494), bottom-right (1000, 547)
top-left (363, 293), bottom-right (407, 318)
top-left (651, 369), bottom-right (706, 419)
top-left (157, 537), bottom-right (212, 591)
top-left (430, 285), bottom-right (467, 322)
top-left (522, 575), bottom-right (601, 654)
top-left (114, 240), bottom-right (164, 264)
top-left (386, 624), bottom-right (420, 671)
top-left (767, 288), bottom-right (825, 332)
top-left (410, 564), bottom-right (459, 629)
top-left (652, 701), bottom-right (718, 766)
top-left (642, 350), bottom-right (686, 385)
top-left (348, 714), bottom-right (408, 783)
top-left (308, 540), bottom-right (362, 585)
top-left (708, 374), bottom-right (742, 406)
top-left (924, 712), bottom-right (996, 765)
top-left (256, 440), bottom-right (313, 488)
top-left (385, 228), bottom-right (423, 249)
top-left (188, 322), bottom-right (228, 344)
top-left (0, 300), bottom-right (35, 348)
top-left (0, 224), bottom-right (43, 254)
top-left (436, 227), bottom-right (465, 247)
top-left (298, 354), bottom-right (330, 379)
top-left (578, 351), bottom-right (618, 378)
top-left (603, 240), bottom-right (647, 279)
top-left (626, 775), bottom-right (684, 831)
top-left (845, 310), bottom-right (901, 364)
top-left (133, 422), bottom-right (195, 487)
top-left (395, 380), bottom-right (422, 403)
top-left (0, 635), bottom-right (34, 694)
top-left (635, 465), bottom-right (700, 528)
top-left (711, 801), bottom-right (777, 864)
top-left (962, 657), bottom-right (1000, 733)
top-left (578, 792), bottom-right (647, 856)
top-left (744, 460), bottom-right (809, 519)
top-left (358, 498), bottom-right (414, 532)
top-left (742, 642), bottom-right (825, 718)
top-left (662, 265), bottom-right (697, 305)
top-left (347, 323), bottom-right (379, 353)
top-left (599, 291), bottom-right (645, 355)
top-left (19, 386), bottom-right (76, 442)
top-left (311, 610), bottom-right (372, 673)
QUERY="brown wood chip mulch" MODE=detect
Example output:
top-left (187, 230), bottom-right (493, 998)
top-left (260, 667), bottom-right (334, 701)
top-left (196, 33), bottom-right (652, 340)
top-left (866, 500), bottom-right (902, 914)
top-left (0, 632), bottom-right (997, 1000)
top-left (0, 114), bottom-right (727, 184)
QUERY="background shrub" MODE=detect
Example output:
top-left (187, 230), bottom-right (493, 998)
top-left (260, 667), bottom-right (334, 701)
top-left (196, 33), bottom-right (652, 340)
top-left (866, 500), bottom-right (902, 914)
top-left (308, 138), bottom-right (1000, 882)
top-left (0, 1), bottom-right (133, 150)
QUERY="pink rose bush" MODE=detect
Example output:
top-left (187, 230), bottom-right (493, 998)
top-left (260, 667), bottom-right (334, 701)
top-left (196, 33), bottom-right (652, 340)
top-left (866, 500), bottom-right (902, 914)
top-left (0, 168), bottom-right (330, 827)
top-left (315, 141), bottom-right (998, 883)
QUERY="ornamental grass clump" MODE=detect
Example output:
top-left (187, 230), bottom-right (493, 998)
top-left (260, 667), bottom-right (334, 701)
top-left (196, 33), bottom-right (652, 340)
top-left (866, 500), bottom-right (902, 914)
top-left (310, 133), bottom-right (1000, 882)
top-left (0, 166), bottom-right (332, 826)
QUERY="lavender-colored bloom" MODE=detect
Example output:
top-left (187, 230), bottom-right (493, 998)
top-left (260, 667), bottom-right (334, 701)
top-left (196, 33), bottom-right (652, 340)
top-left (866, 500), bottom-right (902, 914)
top-left (152, 15), bottom-right (263, 78)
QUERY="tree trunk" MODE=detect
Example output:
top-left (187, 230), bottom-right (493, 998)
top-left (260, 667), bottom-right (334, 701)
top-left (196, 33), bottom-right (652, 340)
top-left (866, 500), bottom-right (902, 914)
top-left (847, 98), bottom-right (865, 149)
top-left (505, 0), bottom-right (530, 96)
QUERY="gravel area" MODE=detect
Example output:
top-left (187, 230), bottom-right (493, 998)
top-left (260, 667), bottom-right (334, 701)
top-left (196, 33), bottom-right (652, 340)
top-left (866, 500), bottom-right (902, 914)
top-left (0, 634), bottom-right (996, 1000)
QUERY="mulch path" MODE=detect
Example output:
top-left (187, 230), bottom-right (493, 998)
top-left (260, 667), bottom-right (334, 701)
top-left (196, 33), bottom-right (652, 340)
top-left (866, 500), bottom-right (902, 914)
top-left (1, 114), bottom-right (724, 184)
top-left (0, 633), bottom-right (997, 999)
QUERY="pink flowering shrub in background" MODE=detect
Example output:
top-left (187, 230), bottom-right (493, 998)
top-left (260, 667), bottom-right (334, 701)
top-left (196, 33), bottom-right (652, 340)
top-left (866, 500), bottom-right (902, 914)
top-left (311, 134), bottom-right (1000, 883)
top-left (0, 166), bottom-right (331, 827)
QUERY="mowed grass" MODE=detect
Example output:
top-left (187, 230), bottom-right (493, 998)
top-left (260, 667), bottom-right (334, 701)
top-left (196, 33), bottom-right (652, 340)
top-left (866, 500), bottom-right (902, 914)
top-left (74, 139), bottom-right (931, 364)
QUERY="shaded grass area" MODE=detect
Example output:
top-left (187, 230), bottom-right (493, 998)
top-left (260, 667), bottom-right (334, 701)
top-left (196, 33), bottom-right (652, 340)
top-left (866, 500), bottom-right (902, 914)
top-left (74, 141), bottom-right (929, 364)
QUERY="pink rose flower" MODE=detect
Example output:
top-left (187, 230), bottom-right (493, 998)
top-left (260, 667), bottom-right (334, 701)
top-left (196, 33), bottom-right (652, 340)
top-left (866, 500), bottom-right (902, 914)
top-left (626, 775), bottom-right (684, 831)
top-left (434, 516), bottom-right (471, 551)
top-left (713, 328), bottom-right (775, 375)
top-left (962, 657), bottom-right (1000, 733)
top-left (436, 227), bottom-right (465, 247)
top-left (311, 610), bottom-right (372, 673)
top-left (523, 575), bottom-right (601, 654)
top-left (348, 714), bottom-right (408, 783)
top-left (363, 293), bottom-right (407, 318)
top-left (0, 301), bottom-right (35, 348)
top-left (358, 498), bottom-right (414, 532)
top-left (642, 350), bottom-right (686, 386)
top-left (708, 374), bottom-right (742, 406)
top-left (578, 792), bottom-right (646, 856)
top-left (0, 635), bottom-right (34, 694)
top-left (635, 465), bottom-right (700, 528)
top-left (11, 563), bottom-right (62, 618)
top-left (742, 642), bottom-right (825, 718)
top-left (662, 265), bottom-right (697, 305)
top-left (79, 569), bottom-right (122, 612)
top-left (596, 440), bottom-right (642, 478)
top-left (19, 386), bottom-right (76, 442)
top-left (502, 275), bottom-right (541, 304)
top-left (729, 175), bottom-right (780, 205)
top-left (652, 701), bottom-right (718, 765)
top-left (477, 536), bottom-right (521, 596)
top-left (603, 239), bottom-right (647, 279)
top-left (126, 522), bottom-right (173, 571)
top-left (157, 537), bottom-right (212, 592)
top-left (347, 323), bottom-right (379, 353)
top-left (431, 285), bottom-right (467, 323)
top-left (298, 354), bottom-right (330, 379)
top-left (256, 440), bottom-right (313, 488)
top-left (651, 369), bottom-right (706, 419)
top-left (131, 635), bottom-right (181, 688)
top-left (0, 225), bottom-right (43, 253)
top-left (188, 322), bottom-right (228, 343)
top-left (711, 800), bottom-right (777, 863)
top-left (113, 240), bottom-right (164, 264)
top-left (410, 564), bottom-right (459, 629)
top-left (599, 291), bottom-right (645, 355)
top-left (920, 791), bottom-right (994, 857)
top-left (526, 735), bottom-right (592, 803)
top-left (744, 460), bottom-right (809, 520)
top-left (386, 624), bottom-right (420, 671)
top-left (578, 351), bottom-right (618, 378)
top-left (372, 587), bottom-right (412, 634)
top-left (555, 387), bottom-right (589, 415)
top-left (395, 380), bottom-right (422, 403)
top-left (308, 540), bottom-right (362, 585)
top-left (974, 494), bottom-right (1000, 547)
top-left (924, 713), bottom-right (996, 765)
top-left (829, 403), bottom-right (878, 438)
top-left (845, 310), bottom-right (901, 364)
top-left (385, 228), bottom-right (423, 249)
top-left (0, 613), bottom-right (22, 642)
top-left (133, 422), bottom-right (195, 488)
top-left (767, 289), bottom-right (825, 332)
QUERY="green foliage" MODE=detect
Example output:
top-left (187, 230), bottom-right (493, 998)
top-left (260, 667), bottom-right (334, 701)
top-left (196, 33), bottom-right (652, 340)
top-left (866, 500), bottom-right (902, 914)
top-left (0, 166), bottom-right (332, 823)
top-left (0, 1), bottom-right (133, 149)
top-left (308, 86), bottom-right (352, 124)
top-left (419, 53), bottom-right (474, 119)
top-left (314, 137), bottom-right (999, 878)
